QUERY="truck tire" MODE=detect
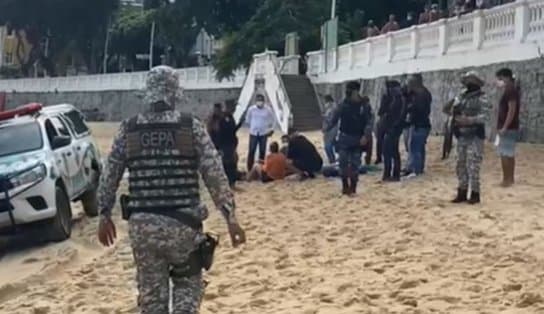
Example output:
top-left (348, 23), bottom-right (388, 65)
top-left (81, 164), bottom-right (99, 217)
top-left (48, 186), bottom-right (72, 242)
top-left (81, 186), bottom-right (98, 217)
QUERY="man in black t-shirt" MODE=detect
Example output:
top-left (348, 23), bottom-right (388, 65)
top-left (286, 129), bottom-right (323, 179)
top-left (495, 68), bottom-right (521, 187)
top-left (406, 74), bottom-right (432, 177)
top-left (219, 100), bottom-right (244, 188)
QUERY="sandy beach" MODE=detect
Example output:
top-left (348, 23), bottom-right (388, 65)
top-left (1, 122), bottom-right (544, 314)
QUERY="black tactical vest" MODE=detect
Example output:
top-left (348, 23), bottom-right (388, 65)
top-left (125, 114), bottom-right (200, 215)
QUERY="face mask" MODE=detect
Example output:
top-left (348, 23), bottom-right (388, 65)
top-left (256, 101), bottom-right (264, 107)
top-left (496, 80), bottom-right (505, 88)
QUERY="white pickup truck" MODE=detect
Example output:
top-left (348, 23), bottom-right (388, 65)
top-left (0, 103), bottom-right (102, 241)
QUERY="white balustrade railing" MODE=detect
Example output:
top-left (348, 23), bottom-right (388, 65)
top-left (0, 66), bottom-right (246, 92)
top-left (528, 0), bottom-right (544, 38)
top-left (277, 55), bottom-right (300, 75)
top-left (392, 29), bottom-right (412, 61)
top-left (234, 51), bottom-right (293, 133)
top-left (418, 23), bottom-right (440, 58)
top-left (307, 0), bottom-right (544, 81)
top-left (446, 14), bottom-right (475, 52)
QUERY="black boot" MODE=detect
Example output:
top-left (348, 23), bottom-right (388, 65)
top-left (468, 192), bottom-right (481, 204)
top-left (342, 178), bottom-right (350, 195)
top-left (451, 189), bottom-right (468, 203)
top-left (349, 177), bottom-right (358, 195)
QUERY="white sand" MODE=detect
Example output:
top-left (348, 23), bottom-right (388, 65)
top-left (1, 122), bottom-right (544, 313)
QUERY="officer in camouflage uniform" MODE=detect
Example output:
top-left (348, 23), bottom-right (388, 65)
top-left (443, 71), bottom-right (489, 205)
top-left (97, 66), bottom-right (246, 314)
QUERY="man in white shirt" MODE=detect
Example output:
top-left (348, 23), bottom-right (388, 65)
top-left (244, 94), bottom-right (276, 171)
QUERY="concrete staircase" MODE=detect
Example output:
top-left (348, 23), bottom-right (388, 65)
top-left (280, 75), bottom-right (322, 131)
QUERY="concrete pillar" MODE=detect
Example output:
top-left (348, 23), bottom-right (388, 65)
top-left (438, 19), bottom-right (448, 55)
top-left (515, 0), bottom-right (530, 43)
top-left (473, 10), bottom-right (485, 50)
top-left (348, 43), bottom-right (355, 69)
top-left (387, 34), bottom-right (394, 62)
top-left (410, 26), bottom-right (420, 58)
top-left (366, 40), bottom-right (373, 66)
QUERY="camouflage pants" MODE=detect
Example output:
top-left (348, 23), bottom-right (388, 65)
top-left (456, 137), bottom-right (484, 193)
top-left (129, 213), bottom-right (204, 314)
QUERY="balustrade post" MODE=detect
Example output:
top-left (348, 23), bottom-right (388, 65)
top-left (515, 0), bottom-right (530, 43)
top-left (438, 19), bottom-right (448, 55)
top-left (410, 26), bottom-right (420, 58)
top-left (206, 67), bottom-right (212, 82)
top-left (473, 10), bottom-right (485, 50)
top-left (366, 40), bottom-right (373, 66)
top-left (348, 43), bottom-right (355, 69)
top-left (387, 34), bottom-right (394, 62)
top-left (333, 49), bottom-right (338, 71)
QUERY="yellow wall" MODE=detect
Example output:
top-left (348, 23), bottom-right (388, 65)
top-left (1, 27), bottom-right (32, 67)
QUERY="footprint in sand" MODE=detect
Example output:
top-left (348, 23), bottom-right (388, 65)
top-left (32, 305), bottom-right (51, 314)
top-left (512, 234), bottom-right (534, 242)
top-left (517, 292), bottom-right (543, 308)
top-left (503, 283), bottom-right (523, 292)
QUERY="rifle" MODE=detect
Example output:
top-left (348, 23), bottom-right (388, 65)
top-left (442, 96), bottom-right (461, 160)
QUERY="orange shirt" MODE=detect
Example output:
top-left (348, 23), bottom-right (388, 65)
top-left (262, 153), bottom-right (288, 180)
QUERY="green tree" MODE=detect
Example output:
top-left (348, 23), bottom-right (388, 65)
top-left (214, 0), bottom-right (329, 79)
top-left (110, 6), bottom-right (154, 71)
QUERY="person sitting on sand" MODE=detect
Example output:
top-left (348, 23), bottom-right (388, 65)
top-left (247, 142), bottom-right (294, 183)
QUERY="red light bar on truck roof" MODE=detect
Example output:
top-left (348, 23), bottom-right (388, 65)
top-left (0, 103), bottom-right (43, 121)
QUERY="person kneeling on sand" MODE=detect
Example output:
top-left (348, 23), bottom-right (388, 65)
top-left (247, 142), bottom-right (297, 182)
top-left (285, 129), bottom-right (323, 179)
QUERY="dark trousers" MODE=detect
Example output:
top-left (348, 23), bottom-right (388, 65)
top-left (221, 145), bottom-right (238, 187)
top-left (376, 126), bottom-right (385, 163)
top-left (293, 158), bottom-right (322, 177)
top-left (247, 134), bottom-right (268, 171)
top-left (383, 131), bottom-right (401, 180)
top-left (338, 148), bottom-right (363, 182)
top-left (364, 135), bottom-right (373, 166)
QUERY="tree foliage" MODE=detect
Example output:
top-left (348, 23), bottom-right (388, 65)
top-left (213, 0), bottom-right (426, 78)
top-left (0, 0), bottom-right (428, 78)
top-left (214, 0), bottom-right (329, 79)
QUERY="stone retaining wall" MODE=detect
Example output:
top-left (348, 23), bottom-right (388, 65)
top-left (314, 58), bottom-right (544, 143)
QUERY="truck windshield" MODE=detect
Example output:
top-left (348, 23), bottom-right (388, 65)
top-left (0, 122), bottom-right (43, 157)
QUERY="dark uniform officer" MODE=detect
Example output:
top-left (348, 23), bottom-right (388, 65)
top-left (328, 81), bottom-right (374, 195)
top-left (443, 71), bottom-right (489, 204)
top-left (97, 66), bottom-right (246, 314)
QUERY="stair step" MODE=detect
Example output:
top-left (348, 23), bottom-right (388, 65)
top-left (280, 74), bottom-right (322, 132)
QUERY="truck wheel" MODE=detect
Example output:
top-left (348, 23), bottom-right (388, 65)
top-left (81, 166), bottom-right (99, 217)
top-left (48, 186), bottom-right (72, 242)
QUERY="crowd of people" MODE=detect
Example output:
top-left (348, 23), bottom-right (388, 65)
top-left (205, 94), bottom-right (324, 188)
top-left (207, 66), bottom-right (521, 204)
top-left (94, 63), bottom-right (523, 312)
top-left (363, 0), bottom-right (516, 38)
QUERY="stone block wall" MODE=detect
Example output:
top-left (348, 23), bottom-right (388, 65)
top-left (314, 58), bottom-right (544, 144)
top-left (5, 88), bottom-right (241, 121)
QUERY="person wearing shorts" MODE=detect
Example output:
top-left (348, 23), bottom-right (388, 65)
top-left (495, 68), bottom-right (521, 187)
top-left (247, 142), bottom-right (295, 183)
